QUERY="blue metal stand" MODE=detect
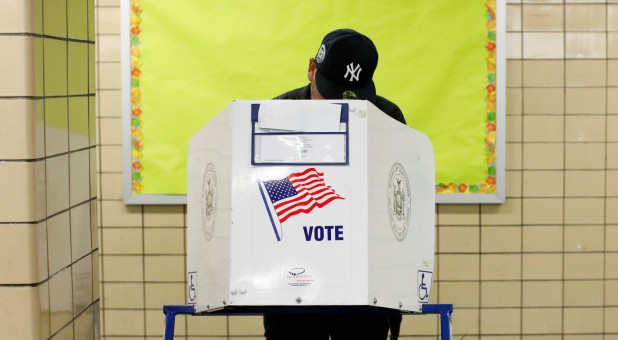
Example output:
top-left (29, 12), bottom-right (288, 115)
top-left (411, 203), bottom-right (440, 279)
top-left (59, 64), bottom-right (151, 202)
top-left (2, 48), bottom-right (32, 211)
top-left (162, 304), bottom-right (453, 340)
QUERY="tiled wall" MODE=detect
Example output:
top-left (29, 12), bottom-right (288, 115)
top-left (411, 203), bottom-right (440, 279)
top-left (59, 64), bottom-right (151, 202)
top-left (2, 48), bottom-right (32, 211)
top-left (0, 0), bottom-right (99, 339)
top-left (95, 0), bottom-right (618, 339)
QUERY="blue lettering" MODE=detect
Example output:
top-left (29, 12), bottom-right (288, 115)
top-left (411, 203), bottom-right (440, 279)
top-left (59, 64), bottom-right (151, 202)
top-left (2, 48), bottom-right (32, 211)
top-left (314, 226), bottom-right (324, 241)
top-left (303, 226), bottom-right (313, 241)
top-left (335, 225), bottom-right (344, 240)
top-left (325, 226), bottom-right (334, 240)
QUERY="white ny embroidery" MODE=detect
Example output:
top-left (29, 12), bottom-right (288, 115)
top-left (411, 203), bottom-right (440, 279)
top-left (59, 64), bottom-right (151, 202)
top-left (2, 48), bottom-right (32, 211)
top-left (344, 63), bottom-right (362, 82)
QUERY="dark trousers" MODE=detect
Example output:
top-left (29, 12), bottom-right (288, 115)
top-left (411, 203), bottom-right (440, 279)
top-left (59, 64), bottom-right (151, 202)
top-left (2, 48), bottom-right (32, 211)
top-left (264, 313), bottom-right (402, 340)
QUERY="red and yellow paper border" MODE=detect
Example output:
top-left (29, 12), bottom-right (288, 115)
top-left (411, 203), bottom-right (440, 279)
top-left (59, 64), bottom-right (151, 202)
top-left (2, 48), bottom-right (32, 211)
top-left (130, 0), bottom-right (143, 194)
top-left (435, 0), bottom-right (497, 194)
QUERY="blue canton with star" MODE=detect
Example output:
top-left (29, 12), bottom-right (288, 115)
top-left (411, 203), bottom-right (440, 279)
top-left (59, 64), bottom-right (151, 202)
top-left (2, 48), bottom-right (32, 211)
top-left (264, 178), bottom-right (298, 203)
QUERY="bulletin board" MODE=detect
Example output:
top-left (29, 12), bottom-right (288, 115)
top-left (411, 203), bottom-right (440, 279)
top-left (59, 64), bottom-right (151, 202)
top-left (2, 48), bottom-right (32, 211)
top-left (121, 0), bottom-right (505, 204)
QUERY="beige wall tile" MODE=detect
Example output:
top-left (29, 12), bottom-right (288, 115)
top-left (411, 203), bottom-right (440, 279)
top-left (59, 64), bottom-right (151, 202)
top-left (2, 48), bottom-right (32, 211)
top-left (564, 280), bottom-right (603, 306)
top-left (566, 32), bottom-right (607, 58)
top-left (506, 170), bottom-right (523, 197)
top-left (98, 89), bottom-right (122, 117)
top-left (563, 308), bottom-right (603, 333)
top-left (100, 145), bottom-right (122, 173)
top-left (565, 143), bottom-right (605, 169)
top-left (565, 4), bottom-right (606, 31)
top-left (507, 60), bottom-right (522, 87)
top-left (481, 198), bottom-right (522, 225)
top-left (610, 5), bottom-right (618, 31)
top-left (481, 281), bottom-right (521, 307)
top-left (565, 116), bottom-right (606, 143)
top-left (508, 4), bottom-right (522, 31)
top-left (610, 60), bottom-right (618, 86)
top-left (481, 226), bottom-right (521, 253)
top-left (565, 225), bottom-right (604, 252)
top-left (608, 253), bottom-right (618, 278)
top-left (101, 228), bottom-right (142, 255)
top-left (97, 35), bottom-right (121, 62)
top-left (523, 254), bottom-right (562, 279)
top-left (98, 62), bottom-right (121, 89)
top-left (606, 307), bottom-right (618, 333)
top-left (100, 173), bottom-right (123, 200)
top-left (608, 225), bottom-right (618, 251)
top-left (144, 282), bottom-right (185, 308)
top-left (523, 115), bottom-right (564, 142)
top-left (92, 250), bottom-right (99, 300)
top-left (507, 32), bottom-right (523, 59)
top-left (481, 254), bottom-right (521, 280)
top-left (609, 32), bottom-right (618, 58)
top-left (523, 4), bottom-right (564, 31)
top-left (523, 60), bottom-right (564, 87)
top-left (0, 223), bottom-right (46, 284)
top-left (44, 39), bottom-right (68, 96)
top-left (523, 198), bottom-right (563, 225)
top-left (0, 1), bottom-right (37, 33)
top-left (523, 281), bottom-right (562, 307)
top-left (448, 308), bottom-right (479, 336)
top-left (480, 308), bottom-right (520, 334)
top-left (608, 198), bottom-right (618, 224)
top-left (610, 88), bottom-right (618, 114)
top-left (438, 281), bottom-right (479, 307)
top-left (99, 117), bottom-right (122, 145)
top-left (74, 306), bottom-right (94, 340)
top-left (437, 205), bottom-right (479, 225)
top-left (187, 315), bottom-right (227, 335)
top-left (228, 316), bottom-right (263, 336)
top-left (565, 198), bottom-right (605, 224)
top-left (400, 314), bottom-right (438, 335)
top-left (609, 144), bottom-right (618, 169)
top-left (438, 254), bottom-right (479, 281)
top-left (609, 116), bottom-right (618, 142)
top-left (523, 32), bottom-right (564, 59)
top-left (143, 205), bottom-right (186, 227)
top-left (507, 115), bottom-right (522, 143)
top-left (100, 200), bottom-right (142, 227)
top-left (68, 0), bottom-right (88, 40)
top-left (566, 60), bottom-right (607, 87)
top-left (523, 171), bottom-right (563, 197)
top-left (144, 228), bottom-right (185, 255)
top-left (565, 170), bottom-right (605, 197)
top-left (97, 6), bottom-right (120, 34)
top-left (68, 97), bottom-right (90, 151)
top-left (70, 149), bottom-right (91, 206)
top-left (0, 99), bottom-right (45, 160)
top-left (523, 88), bottom-right (564, 114)
top-left (146, 309), bottom-right (185, 336)
top-left (104, 310), bottom-right (144, 336)
top-left (523, 225), bottom-right (563, 252)
top-left (49, 267), bottom-right (73, 334)
top-left (71, 202), bottom-right (92, 261)
top-left (524, 143), bottom-right (564, 170)
top-left (522, 307), bottom-right (562, 334)
top-left (438, 226), bottom-right (479, 253)
top-left (0, 160), bottom-right (46, 222)
top-left (48, 211), bottom-right (71, 275)
top-left (0, 285), bottom-right (49, 339)
top-left (72, 254), bottom-right (93, 315)
top-left (566, 88), bottom-right (606, 115)
top-left (102, 255), bottom-right (143, 282)
top-left (507, 143), bottom-right (523, 170)
top-left (144, 255), bottom-right (184, 282)
top-left (103, 283), bottom-right (144, 309)
top-left (46, 154), bottom-right (70, 215)
top-left (43, 0), bottom-right (66, 37)
top-left (565, 253), bottom-right (604, 279)
top-left (507, 88), bottom-right (522, 115)
top-left (0, 37), bottom-right (36, 97)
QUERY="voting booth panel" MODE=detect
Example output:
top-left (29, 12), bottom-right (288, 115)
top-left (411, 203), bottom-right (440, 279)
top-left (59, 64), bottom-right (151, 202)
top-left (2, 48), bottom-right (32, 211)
top-left (187, 100), bottom-right (435, 313)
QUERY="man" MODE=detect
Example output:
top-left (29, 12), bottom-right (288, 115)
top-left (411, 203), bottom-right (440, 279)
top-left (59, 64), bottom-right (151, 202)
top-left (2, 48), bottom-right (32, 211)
top-left (264, 29), bottom-right (406, 340)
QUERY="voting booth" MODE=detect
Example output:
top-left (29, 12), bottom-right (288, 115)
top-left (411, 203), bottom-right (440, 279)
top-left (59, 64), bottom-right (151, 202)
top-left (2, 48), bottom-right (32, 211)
top-left (186, 100), bottom-right (435, 313)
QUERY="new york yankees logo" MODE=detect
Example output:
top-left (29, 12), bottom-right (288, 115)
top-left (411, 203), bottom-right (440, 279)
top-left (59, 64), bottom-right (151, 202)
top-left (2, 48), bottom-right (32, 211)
top-left (344, 63), bottom-right (362, 82)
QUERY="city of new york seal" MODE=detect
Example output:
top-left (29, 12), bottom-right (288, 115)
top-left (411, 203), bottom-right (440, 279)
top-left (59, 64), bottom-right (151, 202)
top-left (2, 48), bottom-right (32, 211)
top-left (201, 163), bottom-right (217, 241)
top-left (387, 162), bottom-right (411, 241)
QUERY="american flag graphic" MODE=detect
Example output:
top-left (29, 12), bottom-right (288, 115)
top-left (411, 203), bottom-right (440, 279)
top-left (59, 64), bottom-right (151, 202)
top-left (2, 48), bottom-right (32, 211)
top-left (258, 168), bottom-right (344, 240)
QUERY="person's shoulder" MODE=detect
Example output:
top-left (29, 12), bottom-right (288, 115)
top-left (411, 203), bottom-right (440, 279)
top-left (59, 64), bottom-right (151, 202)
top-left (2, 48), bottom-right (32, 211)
top-left (274, 84), bottom-right (311, 100)
top-left (374, 95), bottom-right (406, 125)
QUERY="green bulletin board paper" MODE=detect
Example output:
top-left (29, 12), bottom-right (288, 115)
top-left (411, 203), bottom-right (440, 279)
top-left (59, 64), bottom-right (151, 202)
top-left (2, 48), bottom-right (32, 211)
top-left (138, 0), bottom-right (488, 194)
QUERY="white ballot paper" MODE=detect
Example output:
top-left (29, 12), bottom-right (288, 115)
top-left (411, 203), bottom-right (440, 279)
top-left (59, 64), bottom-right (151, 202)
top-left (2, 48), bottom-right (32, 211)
top-left (257, 101), bottom-right (342, 132)
top-left (258, 134), bottom-right (346, 163)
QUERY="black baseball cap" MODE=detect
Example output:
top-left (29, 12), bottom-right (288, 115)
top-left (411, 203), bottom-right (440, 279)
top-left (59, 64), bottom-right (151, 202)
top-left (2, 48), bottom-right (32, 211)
top-left (314, 29), bottom-right (378, 103)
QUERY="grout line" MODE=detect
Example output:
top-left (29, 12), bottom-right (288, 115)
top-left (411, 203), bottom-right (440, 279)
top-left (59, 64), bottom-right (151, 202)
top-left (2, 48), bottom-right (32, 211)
top-left (561, 1), bottom-right (567, 335)
top-left (0, 32), bottom-right (95, 44)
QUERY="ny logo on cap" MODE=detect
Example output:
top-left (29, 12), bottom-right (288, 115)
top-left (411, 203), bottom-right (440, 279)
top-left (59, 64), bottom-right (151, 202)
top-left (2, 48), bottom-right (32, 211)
top-left (344, 63), bottom-right (362, 82)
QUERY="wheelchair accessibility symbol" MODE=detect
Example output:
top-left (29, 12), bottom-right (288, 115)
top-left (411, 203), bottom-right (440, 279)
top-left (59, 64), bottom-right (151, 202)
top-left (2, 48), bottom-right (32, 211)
top-left (188, 272), bottom-right (197, 304)
top-left (417, 270), bottom-right (433, 303)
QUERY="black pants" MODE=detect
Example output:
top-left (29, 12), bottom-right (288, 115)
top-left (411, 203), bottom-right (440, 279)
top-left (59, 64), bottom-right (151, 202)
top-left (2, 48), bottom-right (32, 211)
top-left (264, 313), bottom-right (401, 340)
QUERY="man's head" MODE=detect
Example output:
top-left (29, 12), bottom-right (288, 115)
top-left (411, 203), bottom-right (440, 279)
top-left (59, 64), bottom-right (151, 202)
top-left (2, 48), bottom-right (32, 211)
top-left (307, 29), bottom-right (378, 102)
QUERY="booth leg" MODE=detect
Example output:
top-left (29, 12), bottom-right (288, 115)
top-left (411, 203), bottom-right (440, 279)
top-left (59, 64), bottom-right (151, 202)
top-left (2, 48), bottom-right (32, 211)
top-left (163, 305), bottom-right (195, 340)
top-left (420, 304), bottom-right (453, 340)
